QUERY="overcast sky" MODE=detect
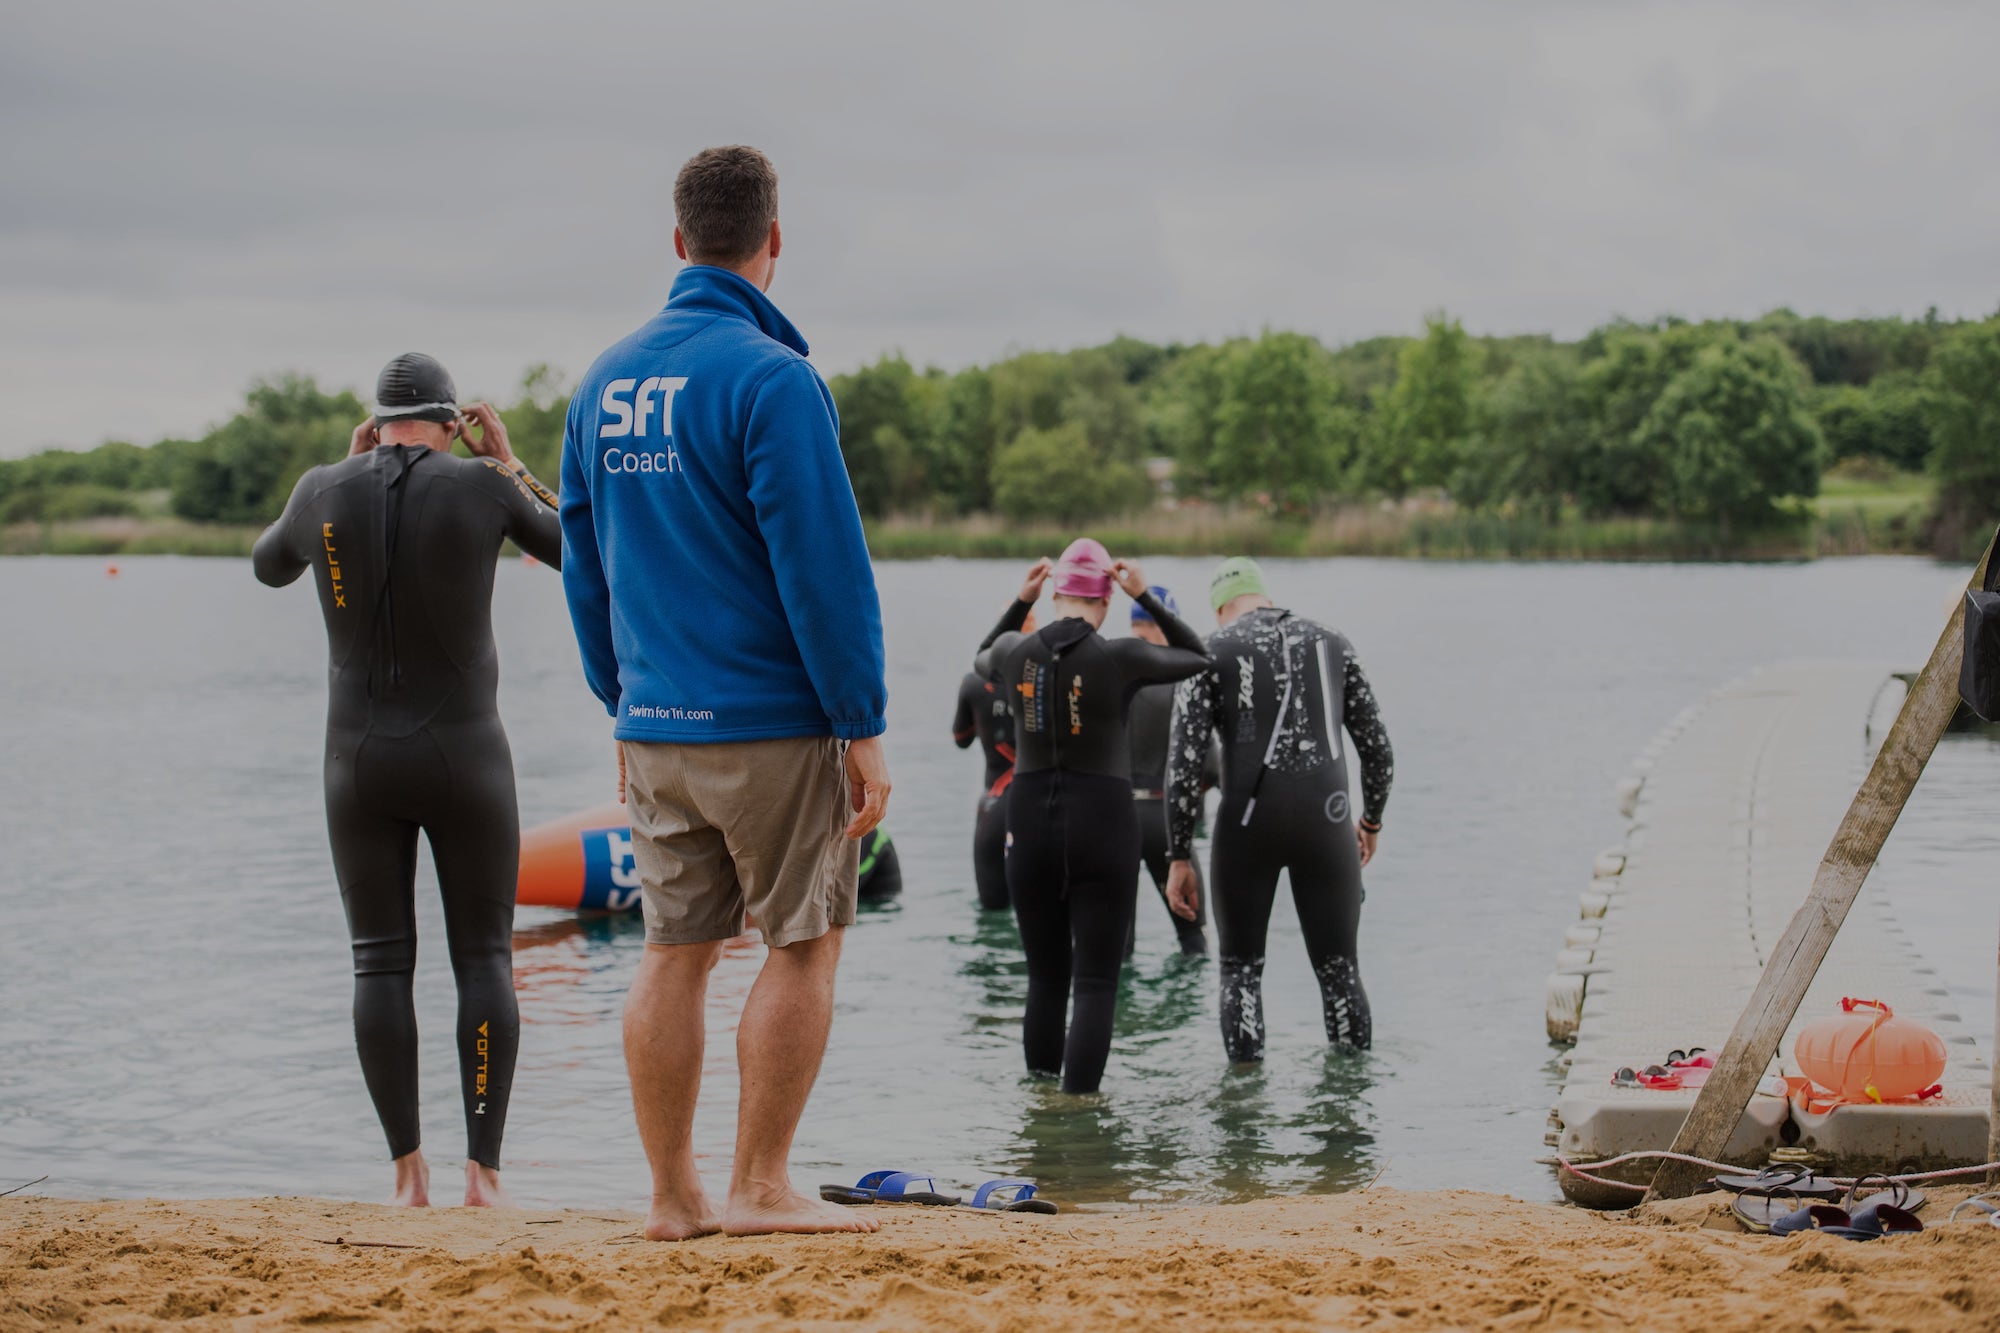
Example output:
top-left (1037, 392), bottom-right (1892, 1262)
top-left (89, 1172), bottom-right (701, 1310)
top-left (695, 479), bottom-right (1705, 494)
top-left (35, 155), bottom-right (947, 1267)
top-left (3, 1), bottom-right (1997, 456)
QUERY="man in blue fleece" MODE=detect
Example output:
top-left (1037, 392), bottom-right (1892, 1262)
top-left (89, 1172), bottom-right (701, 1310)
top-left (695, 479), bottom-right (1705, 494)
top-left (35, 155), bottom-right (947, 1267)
top-left (560, 145), bottom-right (890, 1242)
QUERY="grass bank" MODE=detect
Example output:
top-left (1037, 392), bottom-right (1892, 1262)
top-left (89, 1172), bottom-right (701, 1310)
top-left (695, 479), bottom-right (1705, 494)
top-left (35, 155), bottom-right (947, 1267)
top-left (867, 500), bottom-right (1931, 562)
top-left (1, 516), bottom-right (261, 557)
top-left (2, 479), bottom-right (1936, 562)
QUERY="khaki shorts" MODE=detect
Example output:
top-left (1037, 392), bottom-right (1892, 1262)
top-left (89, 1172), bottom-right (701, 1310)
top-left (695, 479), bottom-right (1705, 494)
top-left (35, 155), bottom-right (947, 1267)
top-left (623, 735), bottom-right (858, 948)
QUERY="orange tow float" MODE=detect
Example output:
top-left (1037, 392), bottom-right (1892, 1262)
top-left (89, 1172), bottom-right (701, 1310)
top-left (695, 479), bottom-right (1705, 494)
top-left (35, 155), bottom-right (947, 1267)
top-left (516, 803), bottom-right (643, 912)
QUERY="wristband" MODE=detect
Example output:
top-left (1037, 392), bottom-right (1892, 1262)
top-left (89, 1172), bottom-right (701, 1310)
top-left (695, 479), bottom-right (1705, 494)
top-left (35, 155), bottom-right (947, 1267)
top-left (1359, 817), bottom-right (1382, 834)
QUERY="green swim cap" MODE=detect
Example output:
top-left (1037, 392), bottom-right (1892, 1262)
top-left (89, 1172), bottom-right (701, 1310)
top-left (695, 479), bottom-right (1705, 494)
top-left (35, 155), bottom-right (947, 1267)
top-left (1209, 556), bottom-right (1269, 611)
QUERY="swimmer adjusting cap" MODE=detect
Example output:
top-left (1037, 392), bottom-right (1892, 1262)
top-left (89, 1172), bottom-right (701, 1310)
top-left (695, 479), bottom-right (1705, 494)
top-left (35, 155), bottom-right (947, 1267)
top-left (1131, 585), bottom-right (1178, 623)
top-left (1209, 556), bottom-right (1269, 611)
top-left (1052, 537), bottom-right (1114, 601)
top-left (374, 352), bottom-right (459, 423)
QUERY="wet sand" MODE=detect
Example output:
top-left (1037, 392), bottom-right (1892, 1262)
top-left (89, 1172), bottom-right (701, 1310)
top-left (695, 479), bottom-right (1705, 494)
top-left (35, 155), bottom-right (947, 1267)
top-left (5, 1186), bottom-right (1999, 1330)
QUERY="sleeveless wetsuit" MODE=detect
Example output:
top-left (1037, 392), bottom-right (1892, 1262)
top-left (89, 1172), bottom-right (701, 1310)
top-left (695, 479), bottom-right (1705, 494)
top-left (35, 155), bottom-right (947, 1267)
top-left (856, 826), bottom-right (903, 901)
top-left (1167, 607), bottom-right (1392, 1061)
top-left (252, 445), bottom-right (562, 1167)
top-left (952, 670), bottom-right (1016, 911)
top-left (1127, 682), bottom-right (1214, 956)
top-left (977, 593), bottom-right (1210, 1093)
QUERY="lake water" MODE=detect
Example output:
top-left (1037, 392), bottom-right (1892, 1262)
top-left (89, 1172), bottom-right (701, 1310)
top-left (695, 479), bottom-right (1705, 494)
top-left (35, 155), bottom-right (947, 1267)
top-left (1, 555), bottom-right (1995, 1210)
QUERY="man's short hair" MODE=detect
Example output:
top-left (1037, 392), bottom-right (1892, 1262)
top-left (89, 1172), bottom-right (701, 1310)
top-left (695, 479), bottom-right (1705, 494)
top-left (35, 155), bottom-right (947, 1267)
top-left (673, 146), bottom-right (779, 266)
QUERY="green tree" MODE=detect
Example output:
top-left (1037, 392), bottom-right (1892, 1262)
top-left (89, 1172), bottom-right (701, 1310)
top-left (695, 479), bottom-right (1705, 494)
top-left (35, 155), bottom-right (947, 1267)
top-left (1633, 338), bottom-right (1823, 528)
top-left (1923, 317), bottom-right (2000, 552)
top-left (1455, 349), bottom-right (1590, 516)
top-left (828, 355), bottom-right (930, 517)
top-left (990, 420), bottom-right (1149, 525)
top-left (170, 375), bottom-right (363, 523)
top-left (1573, 324), bottom-right (1722, 513)
top-left (497, 363), bottom-right (570, 484)
top-left (1366, 315), bottom-right (1477, 496)
top-left (1203, 332), bottom-right (1354, 509)
top-left (1813, 371), bottom-right (1933, 472)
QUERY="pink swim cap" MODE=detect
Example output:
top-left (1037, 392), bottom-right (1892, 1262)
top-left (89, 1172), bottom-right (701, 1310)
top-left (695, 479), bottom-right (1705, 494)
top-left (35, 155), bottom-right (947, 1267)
top-left (1052, 537), bottom-right (1114, 600)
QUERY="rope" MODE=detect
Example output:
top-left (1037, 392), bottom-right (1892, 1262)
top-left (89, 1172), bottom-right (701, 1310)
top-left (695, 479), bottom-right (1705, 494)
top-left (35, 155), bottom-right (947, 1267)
top-left (1554, 1150), bottom-right (2000, 1195)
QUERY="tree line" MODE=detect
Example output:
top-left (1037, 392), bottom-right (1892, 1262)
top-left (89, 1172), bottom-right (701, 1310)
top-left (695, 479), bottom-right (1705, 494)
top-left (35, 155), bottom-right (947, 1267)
top-left (4, 310), bottom-right (1998, 554)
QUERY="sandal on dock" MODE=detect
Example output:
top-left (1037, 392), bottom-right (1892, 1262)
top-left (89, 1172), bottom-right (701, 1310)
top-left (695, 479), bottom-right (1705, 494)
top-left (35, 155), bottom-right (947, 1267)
top-left (968, 1180), bottom-right (1058, 1214)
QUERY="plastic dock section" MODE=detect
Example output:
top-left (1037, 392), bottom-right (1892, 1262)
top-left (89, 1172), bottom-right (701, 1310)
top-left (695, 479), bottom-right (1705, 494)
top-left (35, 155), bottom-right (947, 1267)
top-left (1545, 661), bottom-right (1992, 1206)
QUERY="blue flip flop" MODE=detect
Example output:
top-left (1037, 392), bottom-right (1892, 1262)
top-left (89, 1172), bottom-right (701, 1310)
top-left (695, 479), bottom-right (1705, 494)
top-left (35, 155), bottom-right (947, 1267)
top-left (969, 1180), bottom-right (1058, 1214)
top-left (818, 1171), bottom-right (960, 1206)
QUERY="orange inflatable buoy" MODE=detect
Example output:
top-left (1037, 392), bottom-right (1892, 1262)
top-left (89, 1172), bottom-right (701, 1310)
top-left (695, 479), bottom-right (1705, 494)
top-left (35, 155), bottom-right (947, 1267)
top-left (1793, 998), bottom-right (1946, 1105)
top-left (517, 802), bottom-right (642, 912)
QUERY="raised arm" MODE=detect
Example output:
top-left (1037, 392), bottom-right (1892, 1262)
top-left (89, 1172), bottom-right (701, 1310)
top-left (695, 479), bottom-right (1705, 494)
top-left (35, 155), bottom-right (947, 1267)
top-left (1166, 666), bottom-right (1223, 860)
top-left (744, 360), bottom-right (887, 740)
top-left (461, 403), bottom-right (562, 569)
top-left (558, 392), bottom-right (621, 715)
top-left (1106, 589), bottom-right (1212, 687)
top-left (974, 559), bottom-right (1053, 676)
top-left (250, 469), bottom-right (318, 588)
top-left (1342, 641), bottom-right (1394, 828)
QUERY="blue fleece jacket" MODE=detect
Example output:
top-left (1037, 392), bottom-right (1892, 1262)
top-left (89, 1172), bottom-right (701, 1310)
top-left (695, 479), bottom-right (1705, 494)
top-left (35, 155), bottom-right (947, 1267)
top-left (560, 266), bottom-right (887, 743)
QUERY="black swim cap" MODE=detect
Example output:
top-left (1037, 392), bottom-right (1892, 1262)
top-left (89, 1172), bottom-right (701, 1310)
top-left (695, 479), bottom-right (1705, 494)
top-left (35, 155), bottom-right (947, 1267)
top-left (374, 352), bottom-right (458, 423)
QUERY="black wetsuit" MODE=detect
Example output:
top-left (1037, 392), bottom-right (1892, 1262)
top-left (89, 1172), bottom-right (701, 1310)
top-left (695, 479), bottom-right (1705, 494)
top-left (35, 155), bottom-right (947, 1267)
top-left (1128, 682), bottom-right (1214, 956)
top-left (977, 593), bottom-right (1210, 1093)
top-left (952, 670), bottom-right (1016, 911)
top-left (857, 826), bottom-right (903, 901)
top-left (1167, 607), bottom-right (1393, 1061)
top-left (252, 445), bottom-right (562, 1167)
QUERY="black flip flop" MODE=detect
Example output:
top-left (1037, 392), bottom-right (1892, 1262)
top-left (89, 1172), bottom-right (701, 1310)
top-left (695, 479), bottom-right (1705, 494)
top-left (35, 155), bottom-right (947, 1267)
top-left (1731, 1187), bottom-right (1805, 1233)
top-left (1840, 1174), bottom-right (1926, 1215)
top-left (1708, 1164), bottom-right (1843, 1200)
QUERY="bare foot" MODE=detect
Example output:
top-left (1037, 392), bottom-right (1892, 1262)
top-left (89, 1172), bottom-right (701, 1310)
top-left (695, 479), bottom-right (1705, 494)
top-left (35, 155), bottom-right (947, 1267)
top-left (391, 1151), bottom-right (430, 1208)
top-left (463, 1162), bottom-right (514, 1208)
top-left (645, 1188), bottom-right (721, 1241)
top-left (722, 1188), bottom-right (879, 1237)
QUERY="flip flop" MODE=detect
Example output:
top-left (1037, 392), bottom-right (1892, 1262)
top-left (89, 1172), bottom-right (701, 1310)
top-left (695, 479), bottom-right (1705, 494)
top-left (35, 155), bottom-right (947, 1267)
top-left (1821, 1203), bottom-right (1923, 1242)
top-left (818, 1171), bottom-right (961, 1207)
top-left (968, 1180), bottom-right (1058, 1214)
top-left (1731, 1187), bottom-right (1805, 1234)
top-left (1840, 1174), bottom-right (1927, 1215)
top-left (1947, 1191), bottom-right (2000, 1224)
top-left (1769, 1204), bottom-right (1850, 1237)
top-left (1708, 1164), bottom-right (1844, 1200)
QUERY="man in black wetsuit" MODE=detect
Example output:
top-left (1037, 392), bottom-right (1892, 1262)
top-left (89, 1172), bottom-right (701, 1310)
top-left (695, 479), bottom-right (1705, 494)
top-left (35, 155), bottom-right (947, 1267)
top-left (253, 352), bottom-right (562, 1207)
top-left (1127, 585), bottom-right (1214, 957)
top-left (1165, 557), bottom-right (1393, 1062)
top-left (975, 540), bottom-right (1211, 1093)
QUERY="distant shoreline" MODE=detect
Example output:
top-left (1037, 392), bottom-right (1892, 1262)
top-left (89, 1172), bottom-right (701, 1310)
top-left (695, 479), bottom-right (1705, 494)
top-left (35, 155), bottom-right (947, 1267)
top-left (4, 502), bottom-right (1931, 563)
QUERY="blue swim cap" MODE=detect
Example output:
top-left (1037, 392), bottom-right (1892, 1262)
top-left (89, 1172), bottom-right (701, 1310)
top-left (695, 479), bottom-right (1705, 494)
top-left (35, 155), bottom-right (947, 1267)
top-left (1131, 585), bottom-right (1178, 623)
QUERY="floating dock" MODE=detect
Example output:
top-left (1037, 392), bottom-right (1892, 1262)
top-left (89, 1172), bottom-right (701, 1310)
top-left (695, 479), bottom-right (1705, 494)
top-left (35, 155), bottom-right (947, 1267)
top-left (1546, 660), bottom-right (1992, 1206)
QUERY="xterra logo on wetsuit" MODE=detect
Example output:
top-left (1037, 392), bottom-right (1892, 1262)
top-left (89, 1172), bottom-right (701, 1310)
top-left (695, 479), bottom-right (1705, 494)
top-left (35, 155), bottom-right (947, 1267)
top-left (321, 522), bottom-right (346, 609)
top-left (600, 375), bottom-right (690, 475)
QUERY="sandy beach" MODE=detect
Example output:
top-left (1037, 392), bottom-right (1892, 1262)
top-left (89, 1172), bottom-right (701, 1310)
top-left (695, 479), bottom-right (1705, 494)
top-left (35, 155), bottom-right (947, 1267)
top-left (5, 1185), bottom-right (1998, 1331)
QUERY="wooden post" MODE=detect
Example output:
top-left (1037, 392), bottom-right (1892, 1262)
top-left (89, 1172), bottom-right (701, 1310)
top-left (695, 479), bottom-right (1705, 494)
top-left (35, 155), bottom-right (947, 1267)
top-left (1645, 533), bottom-right (1999, 1202)
top-left (1990, 917), bottom-right (1999, 1184)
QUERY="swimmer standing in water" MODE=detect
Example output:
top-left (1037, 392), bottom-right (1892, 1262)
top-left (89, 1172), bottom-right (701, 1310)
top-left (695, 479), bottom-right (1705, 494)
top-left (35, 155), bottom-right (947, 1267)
top-left (1127, 585), bottom-right (1216, 957)
top-left (977, 541), bottom-right (1211, 1093)
top-left (1166, 558), bottom-right (1393, 1060)
top-left (252, 352), bottom-right (562, 1206)
top-left (952, 607), bottom-right (1034, 911)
